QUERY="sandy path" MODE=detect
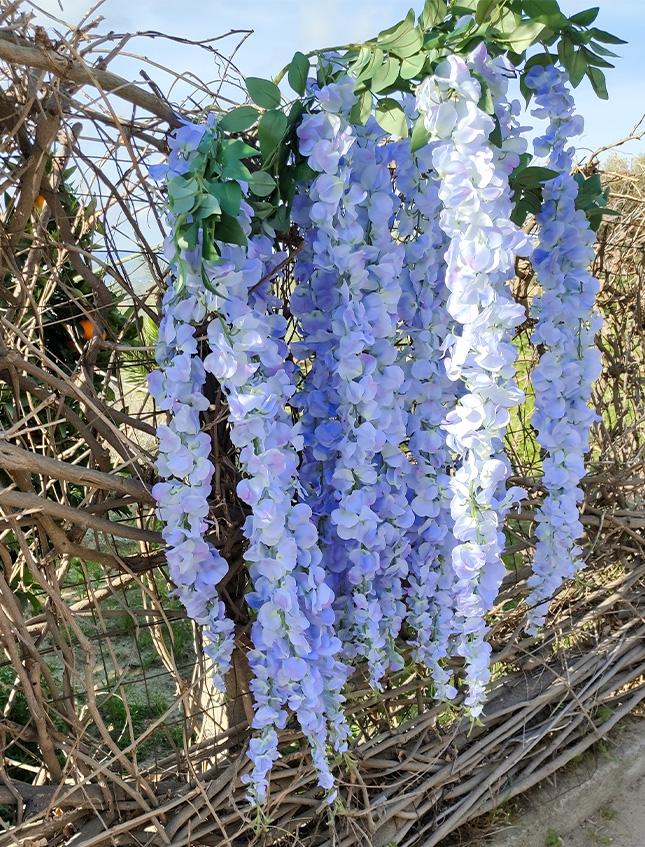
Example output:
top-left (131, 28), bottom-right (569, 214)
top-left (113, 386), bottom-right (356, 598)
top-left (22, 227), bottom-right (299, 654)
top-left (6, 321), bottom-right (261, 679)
top-left (564, 774), bottom-right (645, 847)
top-left (474, 718), bottom-right (645, 847)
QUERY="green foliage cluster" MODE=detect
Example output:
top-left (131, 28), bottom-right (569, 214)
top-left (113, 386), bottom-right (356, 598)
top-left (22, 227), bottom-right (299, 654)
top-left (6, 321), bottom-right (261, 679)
top-left (162, 0), bottom-right (623, 272)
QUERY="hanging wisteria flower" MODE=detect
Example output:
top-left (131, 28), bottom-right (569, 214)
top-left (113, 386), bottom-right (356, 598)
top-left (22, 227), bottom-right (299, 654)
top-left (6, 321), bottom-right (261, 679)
top-left (393, 134), bottom-right (458, 700)
top-left (148, 38), bottom-right (606, 806)
top-left (150, 117), bottom-right (349, 804)
top-left (524, 64), bottom-right (602, 633)
top-left (202, 204), bottom-right (349, 804)
top-left (292, 82), bottom-right (415, 688)
top-left (149, 120), bottom-right (235, 691)
top-left (416, 50), bottom-right (530, 714)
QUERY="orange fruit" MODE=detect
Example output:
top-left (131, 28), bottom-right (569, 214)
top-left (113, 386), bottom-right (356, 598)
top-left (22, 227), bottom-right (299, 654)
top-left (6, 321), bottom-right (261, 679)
top-left (79, 318), bottom-right (106, 341)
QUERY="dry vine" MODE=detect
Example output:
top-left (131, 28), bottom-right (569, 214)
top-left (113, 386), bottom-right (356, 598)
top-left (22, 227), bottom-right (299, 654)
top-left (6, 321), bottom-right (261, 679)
top-left (0, 3), bottom-right (643, 845)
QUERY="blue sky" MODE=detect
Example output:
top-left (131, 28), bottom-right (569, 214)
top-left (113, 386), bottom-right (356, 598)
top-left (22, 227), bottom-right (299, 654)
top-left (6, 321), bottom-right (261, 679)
top-left (34, 0), bottom-right (644, 156)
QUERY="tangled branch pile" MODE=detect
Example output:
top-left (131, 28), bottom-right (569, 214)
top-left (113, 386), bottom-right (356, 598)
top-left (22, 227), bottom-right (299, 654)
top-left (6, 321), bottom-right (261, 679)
top-left (0, 4), bottom-right (642, 845)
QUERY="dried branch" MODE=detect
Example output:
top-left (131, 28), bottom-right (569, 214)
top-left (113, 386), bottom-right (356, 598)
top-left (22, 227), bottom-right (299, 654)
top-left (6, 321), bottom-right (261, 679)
top-left (0, 488), bottom-right (161, 543)
top-left (0, 439), bottom-right (154, 503)
top-left (0, 28), bottom-right (180, 125)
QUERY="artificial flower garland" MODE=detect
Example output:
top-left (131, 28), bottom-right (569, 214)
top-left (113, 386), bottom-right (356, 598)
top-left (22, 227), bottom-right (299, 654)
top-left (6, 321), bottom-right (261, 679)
top-left (293, 83), bottom-right (414, 688)
top-left (393, 133), bottom-right (458, 699)
top-left (415, 50), bottom-right (531, 714)
top-left (149, 47), bottom-right (604, 800)
top-left (525, 64), bottom-right (602, 633)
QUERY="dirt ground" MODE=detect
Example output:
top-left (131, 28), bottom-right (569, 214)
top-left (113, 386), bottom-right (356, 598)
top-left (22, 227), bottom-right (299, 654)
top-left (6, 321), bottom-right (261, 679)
top-left (564, 775), bottom-right (645, 847)
top-left (473, 717), bottom-right (645, 847)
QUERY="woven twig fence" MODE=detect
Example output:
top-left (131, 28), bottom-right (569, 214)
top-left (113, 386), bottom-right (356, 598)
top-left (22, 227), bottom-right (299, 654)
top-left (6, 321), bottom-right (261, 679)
top-left (0, 4), bottom-right (643, 846)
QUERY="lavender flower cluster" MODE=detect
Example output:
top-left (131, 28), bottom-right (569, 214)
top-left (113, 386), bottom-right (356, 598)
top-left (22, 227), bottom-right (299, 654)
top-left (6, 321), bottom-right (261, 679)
top-left (149, 51), bottom-right (603, 803)
top-left (416, 48), bottom-right (531, 714)
top-left (148, 120), bottom-right (235, 691)
top-left (150, 121), bottom-right (348, 805)
top-left (393, 136), bottom-right (458, 699)
top-left (202, 215), bottom-right (349, 803)
top-left (525, 65), bottom-right (602, 633)
top-left (292, 82), bottom-right (418, 689)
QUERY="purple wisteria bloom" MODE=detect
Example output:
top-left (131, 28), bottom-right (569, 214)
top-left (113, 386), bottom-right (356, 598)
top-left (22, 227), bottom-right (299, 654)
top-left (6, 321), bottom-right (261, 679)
top-left (416, 49), bottom-right (531, 715)
top-left (148, 123), bottom-right (235, 691)
top-left (202, 207), bottom-right (349, 805)
top-left (150, 120), bottom-right (349, 805)
top-left (524, 65), bottom-right (602, 633)
top-left (292, 88), bottom-right (415, 688)
top-left (393, 135), bottom-right (459, 700)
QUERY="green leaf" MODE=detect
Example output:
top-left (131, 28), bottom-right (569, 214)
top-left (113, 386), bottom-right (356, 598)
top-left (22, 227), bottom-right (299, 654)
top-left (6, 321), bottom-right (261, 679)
top-left (294, 161), bottom-right (317, 183)
top-left (489, 116), bottom-right (503, 147)
top-left (206, 180), bottom-right (243, 217)
top-left (521, 0), bottom-right (566, 27)
top-left (586, 66), bottom-right (608, 99)
top-left (287, 99), bottom-right (305, 128)
top-left (355, 48), bottom-right (384, 85)
top-left (278, 167), bottom-right (296, 204)
top-left (168, 176), bottom-right (198, 214)
top-left (494, 7), bottom-right (520, 35)
top-left (588, 27), bottom-right (627, 45)
top-left (350, 89), bottom-right (373, 125)
top-left (419, 0), bottom-right (447, 29)
top-left (410, 114), bottom-right (430, 152)
top-left (584, 49), bottom-right (614, 69)
top-left (377, 11), bottom-right (423, 58)
top-left (266, 204), bottom-right (291, 233)
top-left (378, 8), bottom-right (414, 41)
top-left (510, 198), bottom-right (531, 227)
top-left (250, 200), bottom-right (275, 220)
top-left (557, 36), bottom-right (576, 75)
top-left (569, 6), bottom-right (599, 26)
top-left (245, 76), bottom-right (281, 109)
top-left (177, 221), bottom-right (199, 250)
top-left (512, 165), bottom-right (558, 187)
top-left (589, 41), bottom-right (619, 57)
top-left (220, 138), bottom-right (257, 160)
top-left (475, 0), bottom-right (498, 24)
top-left (351, 45), bottom-right (373, 77)
top-left (168, 176), bottom-right (198, 200)
top-left (400, 52), bottom-right (426, 79)
top-left (503, 21), bottom-right (545, 53)
top-left (219, 156), bottom-right (252, 182)
top-left (214, 213), bottom-right (247, 246)
top-left (218, 106), bottom-right (260, 133)
top-left (287, 51), bottom-right (309, 96)
top-left (252, 200), bottom-right (276, 219)
top-left (452, 0), bottom-right (478, 11)
top-left (566, 29), bottom-right (585, 45)
top-left (374, 98), bottom-right (408, 137)
top-left (247, 170), bottom-right (277, 197)
top-left (478, 79), bottom-right (495, 114)
top-left (578, 173), bottom-right (602, 195)
top-left (445, 12), bottom-right (478, 42)
top-left (201, 229), bottom-right (219, 261)
top-left (195, 194), bottom-right (221, 219)
top-left (257, 109), bottom-right (289, 160)
top-left (371, 56), bottom-right (401, 92)
top-left (171, 193), bottom-right (196, 215)
top-left (569, 48), bottom-right (587, 86)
